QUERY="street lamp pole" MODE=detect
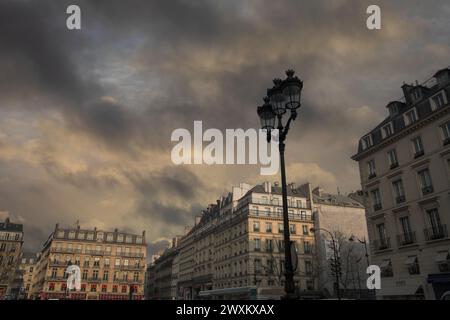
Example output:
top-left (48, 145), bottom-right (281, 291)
top-left (311, 227), bottom-right (341, 300)
top-left (257, 69), bottom-right (303, 299)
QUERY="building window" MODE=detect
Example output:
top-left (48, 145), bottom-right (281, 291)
top-left (121, 285), bottom-right (127, 293)
top-left (253, 221), bottom-right (260, 232)
top-left (305, 261), bottom-right (313, 275)
top-left (125, 235), bottom-right (132, 243)
top-left (82, 269), bottom-right (88, 280)
top-left (115, 258), bottom-right (121, 267)
top-left (68, 231), bottom-right (75, 239)
top-left (405, 256), bottom-right (420, 275)
top-left (117, 234), bottom-right (124, 242)
top-left (77, 232), bottom-right (85, 240)
top-left (81, 284), bottom-right (86, 292)
top-left (302, 225), bottom-right (309, 235)
top-left (112, 285), bottom-right (118, 293)
top-left (103, 270), bottom-right (109, 281)
top-left (431, 92), bottom-right (446, 110)
top-left (289, 224), bottom-right (296, 235)
top-left (101, 284), bottom-right (107, 293)
top-left (266, 239), bottom-right (273, 252)
top-left (90, 284), bottom-right (97, 292)
top-left (92, 270), bottom-right (99, 280)
top-left (425, 208), bottom-right (446, 240)
top-left (387, 149), bottom-right (399, 169)
top-left (254, 259), bottom-right (261, 273)
top-left (86, 232), bottom-right (94, 240)
top-left (371, 189), bottom-right (382, 211)
top-left (418, 168), bottom-right (433, 195)
top-left (104, 258), bottom-right (110, 267)
top-left (265, 222), bottom-right (272, 233)
top-left (380, 260), bottom-right (393, 277)
top-left (136, 236), bottom-right (143, 244)
top-left (361, 134), bottom-right (373, 150)
top-left (254, 239), bottom-right (261, 251)
top-left (83, 257), bottom-right (89, 267)
top-left (440, 121), bottom-right (450, 145)
top-left (133, 272), bottom-right (139, 282)
top-left (304, 241), bottom-right (312, 254)
top-left (51, 268), bottom-right (57, 279)
top-left (278, 223), bottom-right (283, 233)
top-left (49, 283), bottom-right (55, 291)
top-left (392, 179), bottom-right (406, 204)
top-left (411, 136), bottom-right (424, 158)
top-left (375, 223), bottom-right (389, 250)
top-left (382, 123), bottom-right (393, 138)
top-left (94, 257), bottom-right (100, 267)
top-left (404, 108), bottom-right (418, 126)
top-left (399, 216), bottom-right (414, 245)
top-left (367, 159), bottom-right (376, 179)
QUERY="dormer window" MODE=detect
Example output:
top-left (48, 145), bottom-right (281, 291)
top-left (382, 123), bottom-right (393, 139)
top-left (430, 91), bottom-right (446, 111)
top-left (361, 134), bottom-right (373, 150)
top-left (412, 89), bottom-right (421, 100)
top-left (404, 108), bottom-right (418, 126)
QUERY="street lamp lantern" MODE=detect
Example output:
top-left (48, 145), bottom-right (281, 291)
top-left (267, 79), bottom-right (286, 116)
top-left (282, 69), bottom-right (303, 110)
top-left (257, 97), bottom-right (276, 130)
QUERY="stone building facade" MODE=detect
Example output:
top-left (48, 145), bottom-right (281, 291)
top-left (31, 224), bottom-right (147, 300)
top-left (352, 67), bottom-right (450, 299)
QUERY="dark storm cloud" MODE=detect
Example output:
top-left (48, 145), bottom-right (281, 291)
top-left (124, 166), bottom-right (206, 225)
top-left (1, 0), bottom-right (450, 252)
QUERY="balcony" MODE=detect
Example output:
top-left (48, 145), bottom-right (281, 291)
top-left (414, 150), bottom-right (425, 159)
top-left (424, 225), bottom-right (448, 241)
top-left (396, 195), bottom-right (406, 204)
top-left (390, 162), bottom-right (399, 170)
top-left (373, 203), bottom-right (382, 211)
top-left (373, 238), bottom-right (391, 251)
top-left (397, 232), bottom-right (416, 246)
top-left (422, 186), bottom-right (434, 195)
top-left (117, 252), bottom-right (145, 258)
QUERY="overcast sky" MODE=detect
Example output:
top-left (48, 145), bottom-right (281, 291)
top-left (0, 0), bottom-right (449, 257)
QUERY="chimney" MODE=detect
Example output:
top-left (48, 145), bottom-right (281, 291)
top-left (263, 181), bottom-right (272, 193)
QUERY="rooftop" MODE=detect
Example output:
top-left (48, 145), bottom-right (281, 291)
top-left (353, 66), bottom-right (450, 160)
top-left (0, 218), bottom-right (23, 233)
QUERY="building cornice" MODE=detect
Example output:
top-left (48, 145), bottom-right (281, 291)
top-left (352, 105), bottom-right (450, 161)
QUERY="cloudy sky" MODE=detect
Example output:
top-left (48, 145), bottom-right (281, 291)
top-left (0, 0), bottom-right (449, 256)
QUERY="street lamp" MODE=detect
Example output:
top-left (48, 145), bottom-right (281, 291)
top-left (257, 69), bottom-right (303, 299)
top-left (310, 227), bottom-right (342, 300)
top-left (348, 235), bottom-right (369, 267)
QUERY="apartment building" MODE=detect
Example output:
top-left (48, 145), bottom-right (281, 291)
top-left (18, 253), bottom-right (38, 299)
top-left (311, 187), bottom-right (370, 298)
top-left (153, 245), bottom-right (179, 299)
top-left (352, 67), bottom-right (450, 299)
top-left (31, 224), bottom-right (147, 300)
top-left (0, 218), bottom-right (24, 299)
top-left (177, 182), bottom-right (316, 299)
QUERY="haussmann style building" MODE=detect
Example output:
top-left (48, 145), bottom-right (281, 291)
top-left (31, 224), bottom-right (147, 300)
top-left (352, 67), bottom-right (450, 300)
top-left (0, 218), bottom-right (24, 299)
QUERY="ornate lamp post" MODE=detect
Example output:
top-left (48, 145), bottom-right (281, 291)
top-left (257, 69), bottom-right (303, 299)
